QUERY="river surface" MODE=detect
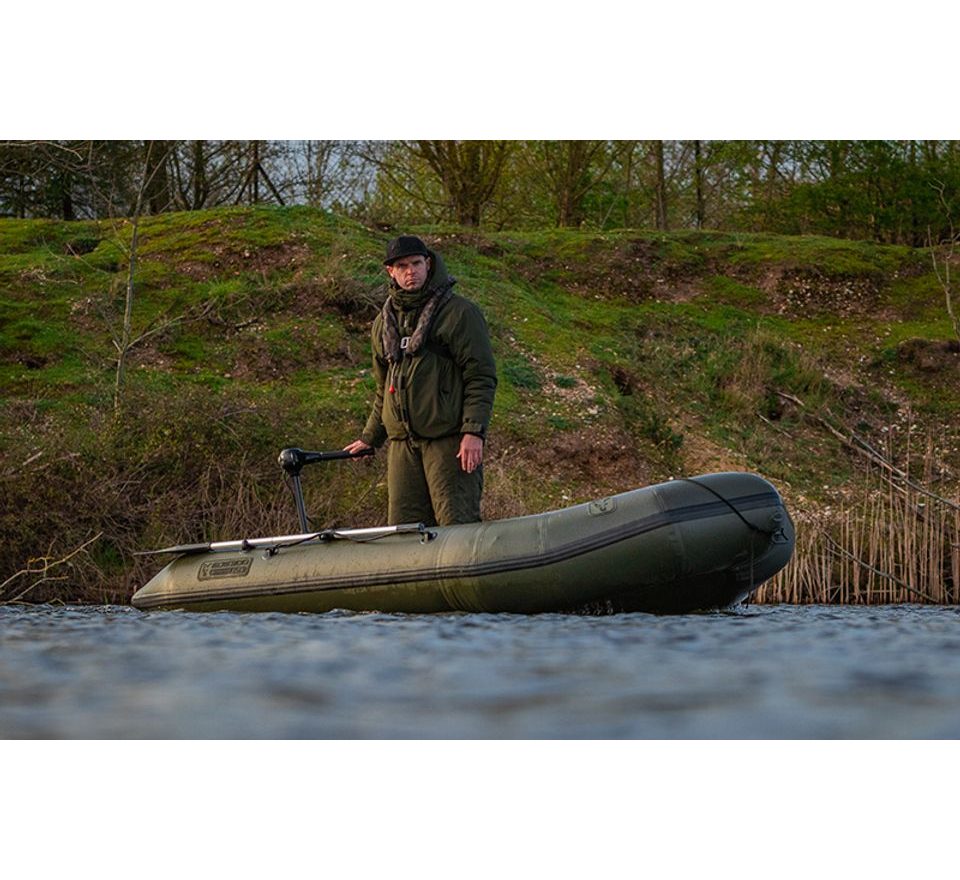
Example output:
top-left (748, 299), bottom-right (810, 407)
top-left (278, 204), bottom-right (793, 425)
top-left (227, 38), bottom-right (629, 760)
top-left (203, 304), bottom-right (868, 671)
top-left (2, 603), bottom-right (960, 738)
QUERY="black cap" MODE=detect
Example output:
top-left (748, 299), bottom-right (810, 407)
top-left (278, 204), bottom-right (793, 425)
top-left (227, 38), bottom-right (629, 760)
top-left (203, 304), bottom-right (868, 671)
top-left (384, 235), bottom-right (430, 265)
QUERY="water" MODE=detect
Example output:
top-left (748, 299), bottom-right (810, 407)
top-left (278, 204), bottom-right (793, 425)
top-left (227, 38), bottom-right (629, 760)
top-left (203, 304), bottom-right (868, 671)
top-left (2, 603), bottom-right (960, 738)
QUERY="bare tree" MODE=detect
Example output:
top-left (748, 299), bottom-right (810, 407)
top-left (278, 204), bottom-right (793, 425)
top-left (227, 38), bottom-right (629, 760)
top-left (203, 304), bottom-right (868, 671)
top-left (78, 141), bottom-right (202, 413)
top-left (408, 140), bottom-right (510, 226)
top-left (114, 142), bottom-right (167, 410)
top-left (353, 140), bottom-right (447, 224)
top-left (235, 141), bottom-right (286, 205)
top-left (929, 183), bottom-right (960, 350)
top-left (0, 140), bottom-right (88, 219)
top-left (532, 141), bottom-right (612, 227)
top-left (167, 140), bottom-right (255, 210)
top-left (301, 140), bottom-right (337, 205)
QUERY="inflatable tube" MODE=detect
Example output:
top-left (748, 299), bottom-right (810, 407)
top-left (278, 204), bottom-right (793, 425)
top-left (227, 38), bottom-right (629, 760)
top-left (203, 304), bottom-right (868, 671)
top-left (131, 472), bottom-right (795, 615)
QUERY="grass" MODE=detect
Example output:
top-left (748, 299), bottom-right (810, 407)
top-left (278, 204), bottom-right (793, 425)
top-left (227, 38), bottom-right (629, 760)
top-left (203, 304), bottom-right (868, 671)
top-left (1, 208), bottom-right (958, 605)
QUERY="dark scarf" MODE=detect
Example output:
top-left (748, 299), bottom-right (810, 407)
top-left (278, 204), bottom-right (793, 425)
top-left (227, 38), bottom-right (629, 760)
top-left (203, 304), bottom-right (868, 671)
top-left (381, 281), bottom-right (454, 363)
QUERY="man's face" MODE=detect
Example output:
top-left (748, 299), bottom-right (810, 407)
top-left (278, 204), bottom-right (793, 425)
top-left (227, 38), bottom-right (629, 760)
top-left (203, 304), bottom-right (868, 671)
top-left (386, 255), bottom-right (430, 291)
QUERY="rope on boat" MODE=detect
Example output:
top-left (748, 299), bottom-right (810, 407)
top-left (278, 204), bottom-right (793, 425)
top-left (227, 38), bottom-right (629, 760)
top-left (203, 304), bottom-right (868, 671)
top-left (679, 477), bottom-right (777, 537)
top-left (679, 477), bottom-right (777, 593)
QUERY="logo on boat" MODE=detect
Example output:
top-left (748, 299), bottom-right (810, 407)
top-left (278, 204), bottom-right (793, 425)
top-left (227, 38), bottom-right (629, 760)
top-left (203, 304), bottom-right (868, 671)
top-left (588, 497), bottom-right (617, 516)
top-left (198, 558), bottom-right (253, 580)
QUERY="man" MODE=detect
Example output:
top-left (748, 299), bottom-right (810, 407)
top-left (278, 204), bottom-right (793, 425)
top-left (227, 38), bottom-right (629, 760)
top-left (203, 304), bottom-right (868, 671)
top-left (344, 235), bottom-right (497, 526)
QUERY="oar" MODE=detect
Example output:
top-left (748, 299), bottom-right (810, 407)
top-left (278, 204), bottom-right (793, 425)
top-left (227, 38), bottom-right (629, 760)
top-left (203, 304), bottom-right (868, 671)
top-left (135, 523), bottom-right (432, 557)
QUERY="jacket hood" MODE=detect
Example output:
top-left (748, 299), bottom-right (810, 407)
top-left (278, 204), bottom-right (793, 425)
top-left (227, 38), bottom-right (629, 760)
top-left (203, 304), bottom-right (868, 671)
top-left (425, 249), bottom-right (450, 290)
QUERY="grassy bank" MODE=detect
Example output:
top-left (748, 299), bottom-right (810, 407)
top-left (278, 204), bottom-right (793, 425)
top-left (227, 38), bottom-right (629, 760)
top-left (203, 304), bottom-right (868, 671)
top-left (1, 206), bottom-right (958, 605)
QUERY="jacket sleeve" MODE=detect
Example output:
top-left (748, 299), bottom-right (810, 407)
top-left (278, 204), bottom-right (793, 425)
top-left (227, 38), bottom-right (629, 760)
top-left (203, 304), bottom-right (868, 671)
top-left (445, 300), bottom-right (497, 437)
top-left (360, 318), bottom-right (389, 448)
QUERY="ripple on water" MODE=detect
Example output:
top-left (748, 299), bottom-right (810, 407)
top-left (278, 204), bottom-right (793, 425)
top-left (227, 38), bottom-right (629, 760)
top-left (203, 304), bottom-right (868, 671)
top-left (2, 604), bottom-right (960, 737)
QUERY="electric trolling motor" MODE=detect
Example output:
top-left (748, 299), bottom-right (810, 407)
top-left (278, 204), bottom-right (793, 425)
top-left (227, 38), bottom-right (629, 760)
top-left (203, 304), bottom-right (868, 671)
top-left (278, 446), bottom-right (374, 532)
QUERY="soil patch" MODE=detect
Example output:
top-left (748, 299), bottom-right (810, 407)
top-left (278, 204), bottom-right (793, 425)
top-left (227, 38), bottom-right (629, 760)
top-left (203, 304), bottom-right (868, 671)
top-left (424, 232), bottom-right (505, 258)
top-left (524, 425), bottom-right (653, 493)
top-left (755, 267), bottom-right (886, 318)
top-left (896, 337), bottom-right (960, 373)
top-left (516, 237), bottom-right (707, 302)
top-left (169, 242), bottom-right (314, 282)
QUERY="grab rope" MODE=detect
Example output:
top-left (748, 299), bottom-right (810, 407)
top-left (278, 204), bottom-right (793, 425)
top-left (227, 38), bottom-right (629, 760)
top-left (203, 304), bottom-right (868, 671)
top-left (679, 477), bottom-right (774, 592)
top-left (679, 477), bottom-right (775, 536)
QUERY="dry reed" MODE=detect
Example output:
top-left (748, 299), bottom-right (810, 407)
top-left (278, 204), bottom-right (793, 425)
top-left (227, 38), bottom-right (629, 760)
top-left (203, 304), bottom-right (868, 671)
top-left (754, 424), bottom-right (960, 605)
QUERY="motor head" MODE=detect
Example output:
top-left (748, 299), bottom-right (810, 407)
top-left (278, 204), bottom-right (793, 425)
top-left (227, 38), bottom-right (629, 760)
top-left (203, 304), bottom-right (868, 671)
top-left (278, 447), bottom-right (307, 475)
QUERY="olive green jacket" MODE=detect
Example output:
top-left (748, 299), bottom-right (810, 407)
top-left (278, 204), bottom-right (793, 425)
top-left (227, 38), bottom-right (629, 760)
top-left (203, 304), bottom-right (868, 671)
top-left (361, 252), bottom-right (497, 447)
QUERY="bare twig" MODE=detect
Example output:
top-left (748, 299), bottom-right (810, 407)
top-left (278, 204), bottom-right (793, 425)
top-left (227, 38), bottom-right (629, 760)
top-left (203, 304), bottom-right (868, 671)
top-left (776, 391), bottom-right (960, 512)
top-left (354, 142), bottom-right (448, 213)
top-left (0, 533), bottom-right (103, 604)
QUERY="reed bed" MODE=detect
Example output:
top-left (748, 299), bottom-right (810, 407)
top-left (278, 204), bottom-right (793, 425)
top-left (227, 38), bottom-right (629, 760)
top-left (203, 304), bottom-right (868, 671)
top-left (754, 426), bottom-right (960, 605)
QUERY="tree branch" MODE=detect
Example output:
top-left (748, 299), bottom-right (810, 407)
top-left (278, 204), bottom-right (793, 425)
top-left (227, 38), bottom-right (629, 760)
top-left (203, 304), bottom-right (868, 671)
top-left (777, 391), bottom-right (960, 512)
top-left (1, 533), bottom-right (103, 604)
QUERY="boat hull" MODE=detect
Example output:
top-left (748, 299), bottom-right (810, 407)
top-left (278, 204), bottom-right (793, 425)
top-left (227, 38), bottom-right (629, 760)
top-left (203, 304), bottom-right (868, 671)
top-left (131, 472), bottom-right (795, 615)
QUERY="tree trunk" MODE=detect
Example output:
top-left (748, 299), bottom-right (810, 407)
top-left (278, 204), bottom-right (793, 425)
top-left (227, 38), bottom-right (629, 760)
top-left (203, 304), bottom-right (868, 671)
top-left (622, 142), bottom-right (635, 228)
top-left (253, 141), bottom-right (260, 203)
top-left (115, 153), bottom-right (148, 414)
top-left (764, 141), bottom-right (782, 226)
top-left (654, 141), bottom-right (668, 230)
top-left (192, 140), bottom-right (208, 209)
top-left (693, 140), bottom-right (705, 229)
top-left (144, 140), bottom-right (171, 214)
top-left (909, 140), bottom-right (921, 247)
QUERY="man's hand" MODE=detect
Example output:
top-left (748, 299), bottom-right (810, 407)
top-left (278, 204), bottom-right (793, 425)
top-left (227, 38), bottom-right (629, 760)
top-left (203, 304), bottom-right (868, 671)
top-left (344, 439), bottom-right (373, 456)
top-left (457, 434), bottom-right (484, 473)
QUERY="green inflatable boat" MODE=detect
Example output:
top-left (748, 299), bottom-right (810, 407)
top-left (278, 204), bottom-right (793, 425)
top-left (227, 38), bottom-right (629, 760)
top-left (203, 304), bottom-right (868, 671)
top-left (132, 451), bottom-right (794, 615)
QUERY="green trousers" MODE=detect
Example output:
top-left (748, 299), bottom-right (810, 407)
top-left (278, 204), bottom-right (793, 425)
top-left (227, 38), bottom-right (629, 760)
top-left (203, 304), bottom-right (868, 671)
top-left (386, 435), bottom-right (483, 526)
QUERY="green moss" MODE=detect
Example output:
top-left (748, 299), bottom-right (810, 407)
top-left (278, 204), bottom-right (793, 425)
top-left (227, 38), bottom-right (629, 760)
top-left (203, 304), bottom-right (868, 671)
top-left (884, 272), bottom-right (951, 321)
top-left (705, 275), bottom-right (765, 306)
top-left (165, 335), bottom-right (209, 365)
top-left (0, 218), bottom-right (102, 254)
top-left (0, 314), bottom-right (75, 358)
top-left (723, 232), bottom-right (913, 276)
